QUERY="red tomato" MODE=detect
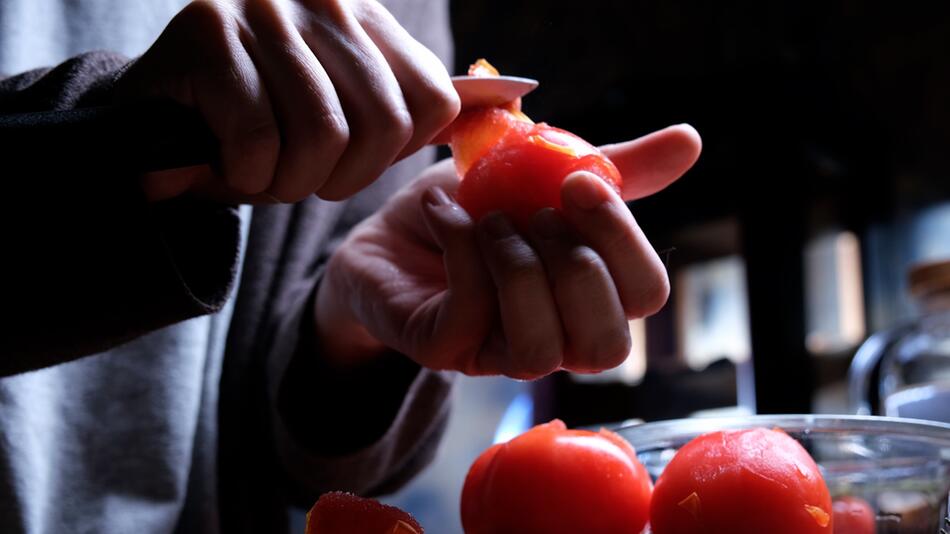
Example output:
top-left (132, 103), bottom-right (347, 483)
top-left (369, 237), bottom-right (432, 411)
top-left (649, 428), bottom-right (833, 534)
top-left (449, 60), bottom-right (622, 233)
top-left (306, 492), bottom-right (423, 534)
top-left (460, 419), bottom-right (652, 534)
top-left (455, 120), bottom-right (622, 232)
top-left (833, 497), bottom-right (876, 534)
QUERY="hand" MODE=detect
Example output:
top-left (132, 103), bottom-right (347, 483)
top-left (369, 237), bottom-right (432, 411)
top-left (117, 0), bottom-right (459, 203)
top-left (315, 124), bottom-right (702, 379)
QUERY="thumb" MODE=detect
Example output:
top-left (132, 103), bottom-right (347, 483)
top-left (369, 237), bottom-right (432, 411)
top-left (600, 123), bottom-right (702, 201)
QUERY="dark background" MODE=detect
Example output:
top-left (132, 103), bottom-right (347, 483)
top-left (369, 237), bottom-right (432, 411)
top-left (450, 1), bottom-right (950, 423)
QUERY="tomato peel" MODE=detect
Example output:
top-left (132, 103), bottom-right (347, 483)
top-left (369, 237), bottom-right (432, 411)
top-left (677, 492), bottom-right (702, 520)
top-left (449, 107), bottom-right (531, 178)
top-left (806, 504), bottom-right (832, 527)
top-left (468, 58), bottom-right (500, 77)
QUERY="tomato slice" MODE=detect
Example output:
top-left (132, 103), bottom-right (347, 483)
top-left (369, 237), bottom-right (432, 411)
top-left (306, 492), bottom-right (423, 534)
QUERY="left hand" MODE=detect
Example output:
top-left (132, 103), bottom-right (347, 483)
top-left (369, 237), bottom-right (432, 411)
top-left (314, 124), bottom-right (701, 379)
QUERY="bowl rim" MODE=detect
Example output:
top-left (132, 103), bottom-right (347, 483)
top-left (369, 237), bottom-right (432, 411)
top-left (613, 414), bottom-right (950, 450)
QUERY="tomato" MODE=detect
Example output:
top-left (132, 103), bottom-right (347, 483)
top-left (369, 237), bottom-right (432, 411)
top-left (649, 428), bottom-right (833, 534)
top-left (460, 419), bottom-right (652, 534)
top-left (833, 497), bottom-right (876, 534)
top-left (306, 492), bottom-right (423, 534)
top-left (449, 61), bottom-right (622, 233)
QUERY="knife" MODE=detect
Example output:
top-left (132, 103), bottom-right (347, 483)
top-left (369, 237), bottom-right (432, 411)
top-left (0, 75), bottom-right (538, 173)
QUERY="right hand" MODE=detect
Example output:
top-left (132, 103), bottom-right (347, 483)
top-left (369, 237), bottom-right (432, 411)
top-left (116, 0), bottom-right (460, 203)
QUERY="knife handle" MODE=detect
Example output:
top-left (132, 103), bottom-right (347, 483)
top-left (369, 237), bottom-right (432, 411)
top-left (0, 101), bottom-right (216, 173)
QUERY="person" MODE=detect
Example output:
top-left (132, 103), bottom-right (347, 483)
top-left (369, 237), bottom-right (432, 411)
top-left (0, 0), bottom-right (702, 532)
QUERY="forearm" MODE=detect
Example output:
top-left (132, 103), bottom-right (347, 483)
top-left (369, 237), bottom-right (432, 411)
top-left (1, 52), bottom-right (242, 374)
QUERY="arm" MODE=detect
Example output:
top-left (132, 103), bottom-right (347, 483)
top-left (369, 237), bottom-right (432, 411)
top-left (1, 53), bottom-right (242, 375)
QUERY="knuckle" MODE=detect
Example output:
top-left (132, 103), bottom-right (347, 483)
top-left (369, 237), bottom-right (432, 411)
top-left (302, 0), bottom-right (349, 24)
top-left (312, 111), bottom-right (350, 158)
top-left (375, 103), bottom-right (414, 152)
top-left (559, 246), bottom-right (607, 287)
top-left (495, 253), bottom-right (543, 294)
top-left (175, 0), bottom-right (230, 33)
top-left (418, 82), bottom-right (461, 133)
top-left (159, 1), bottom-right (241, 74)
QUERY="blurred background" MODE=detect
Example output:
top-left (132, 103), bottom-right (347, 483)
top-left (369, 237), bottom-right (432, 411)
top-left (375, 2), bottom-right (950, 532)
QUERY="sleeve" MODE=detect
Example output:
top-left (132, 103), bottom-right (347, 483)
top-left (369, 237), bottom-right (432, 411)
top-left (258, 150), bottom-right (454, 506)
top-left (1, 52), bottom-right (242, 375)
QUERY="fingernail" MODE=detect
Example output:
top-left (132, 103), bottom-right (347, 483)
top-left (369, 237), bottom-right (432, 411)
top-left (423, 186), bottom-right (453, 207)
top-left (564, 171), bottom-right (609, 211)
top-left (531, 208), bottom-right (565, 240)
top-left (481, 211), bottom-right (515, 239)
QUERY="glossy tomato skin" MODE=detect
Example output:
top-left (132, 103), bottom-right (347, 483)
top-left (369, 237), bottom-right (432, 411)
top-left (306, 492), bottom-right (423, 534)
top-left (832, 497), bottom-right (876, 534)
top-left (455, 121), bottom-right (622, 233)
top-left (460, 420), bottom-right (652, 534)
top-left (650, 428), bottom-right (833, 534)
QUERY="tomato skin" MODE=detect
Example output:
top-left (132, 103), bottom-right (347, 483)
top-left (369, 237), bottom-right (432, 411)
top-left (454, 118), bottom-right (622, 233)
top-left (650, 428), bottom-right (833, 534)
top-left (832, 497), bottom-right (876, 534)
top-left (306, 492), bottom-right (423, 534)
top-left (460, 420), bottom-right (652, 534)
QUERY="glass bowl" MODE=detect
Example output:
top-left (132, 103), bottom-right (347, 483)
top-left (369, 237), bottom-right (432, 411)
top-left (614, 415), bottom-right (950, 533)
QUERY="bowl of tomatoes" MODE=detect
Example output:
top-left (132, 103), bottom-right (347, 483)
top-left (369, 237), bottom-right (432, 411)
top-left (615, 414), bottom-right (950, 534)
